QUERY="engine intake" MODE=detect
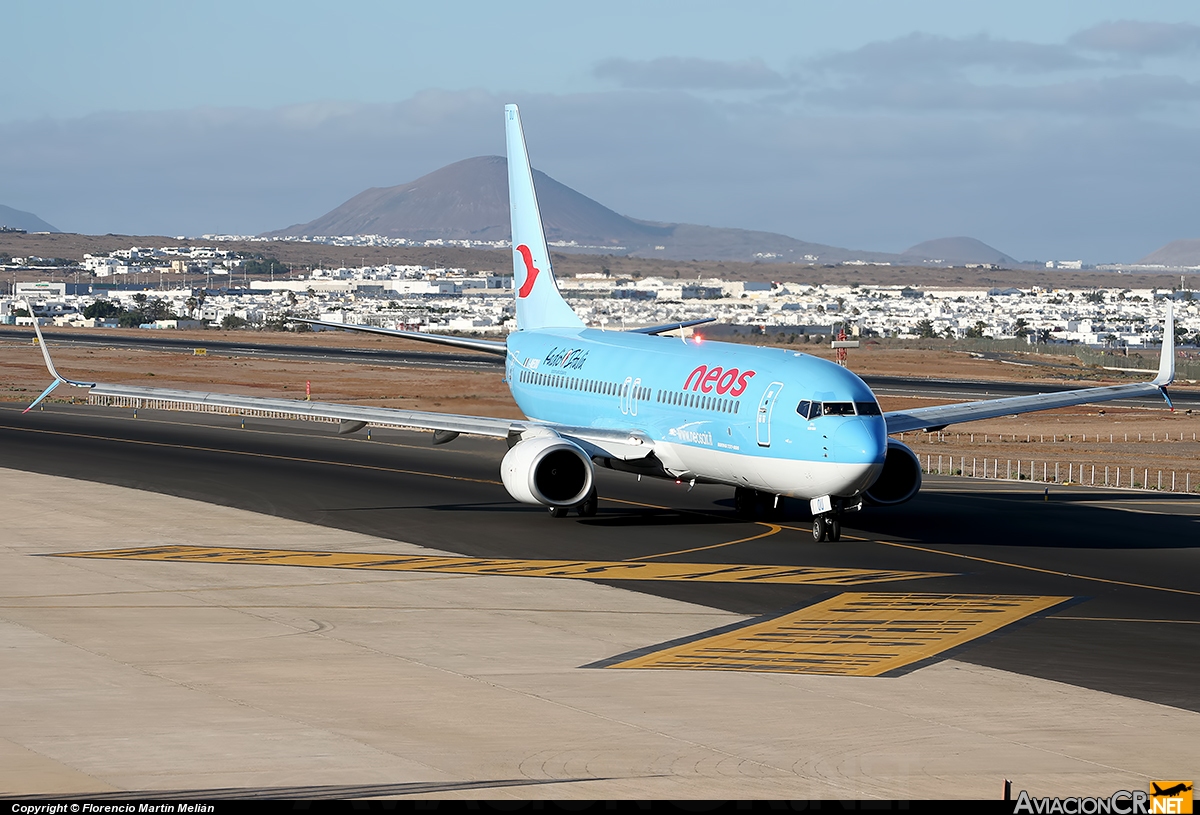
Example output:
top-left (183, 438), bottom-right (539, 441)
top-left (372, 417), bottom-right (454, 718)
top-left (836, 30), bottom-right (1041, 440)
top-left (501, 436), bottom-right (594, 507)
top-left (863, 439), bottom-right (922, 506)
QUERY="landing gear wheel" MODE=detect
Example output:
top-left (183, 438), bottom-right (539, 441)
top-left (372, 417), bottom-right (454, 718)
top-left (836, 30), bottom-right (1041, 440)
top-left (812, 515), bottom-right (828, 542)
top-left (576, 489), bottom-right (598, 517)
top-left (812, 513), bottom-right (840, 542)
top-left (548, 506), bottom-right (568, 518)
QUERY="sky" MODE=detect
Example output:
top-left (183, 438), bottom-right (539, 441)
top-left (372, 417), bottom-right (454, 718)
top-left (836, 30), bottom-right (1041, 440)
top-left (4, 0), bottom-right (1200, 262)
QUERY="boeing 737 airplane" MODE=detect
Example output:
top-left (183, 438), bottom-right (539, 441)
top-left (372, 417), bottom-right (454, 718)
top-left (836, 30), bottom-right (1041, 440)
top-left (24, 104), bottom-right (1177, 541)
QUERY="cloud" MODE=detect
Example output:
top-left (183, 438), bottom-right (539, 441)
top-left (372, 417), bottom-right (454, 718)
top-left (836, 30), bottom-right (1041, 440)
top-left (808, 73), bottom-right (1200, 115)
top-left (594, 57), bottom-right (787, 90)
top-left (796, 26), bottom-right (1200, 117)
top-left (3, 83), bottom-right (1199, 263)
top-left (1070, 20), bottom-right (1200, 55)
top-left (808, 32), bottom-right (1096, 79)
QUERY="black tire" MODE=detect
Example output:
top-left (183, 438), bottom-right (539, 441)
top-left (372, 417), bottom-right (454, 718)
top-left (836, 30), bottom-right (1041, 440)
top-left (828, 517), bottom-right (841, 542)
top-left (548, 506), bottom-right (569, 518)
top-left (811, 516), bottom-right (826, 542)
top-left (577, 489), bottom-right (598, 517)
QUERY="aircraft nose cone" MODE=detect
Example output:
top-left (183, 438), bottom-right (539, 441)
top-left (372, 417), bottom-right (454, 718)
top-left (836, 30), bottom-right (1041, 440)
top-left (830, 418), bottom-right (887, 465)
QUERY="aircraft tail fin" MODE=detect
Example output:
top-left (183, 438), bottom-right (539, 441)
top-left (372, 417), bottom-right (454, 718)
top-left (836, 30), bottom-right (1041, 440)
top-left (505, 104), bottom-right (583, 331)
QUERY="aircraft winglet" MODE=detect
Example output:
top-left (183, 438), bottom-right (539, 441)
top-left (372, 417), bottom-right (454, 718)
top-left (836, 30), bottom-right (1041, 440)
top-left (1153, 301), bottom-right (1175, 388)
top-left (22, 302), bottom-right (95, 413)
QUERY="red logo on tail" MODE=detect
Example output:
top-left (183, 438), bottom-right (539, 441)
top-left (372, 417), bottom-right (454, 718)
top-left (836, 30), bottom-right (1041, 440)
top-left (516, 244), bottom-right (540, 298)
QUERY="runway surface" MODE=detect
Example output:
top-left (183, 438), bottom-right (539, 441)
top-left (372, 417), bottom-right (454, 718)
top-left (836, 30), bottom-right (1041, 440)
top-left (2, 402), bottom-right (1197, 712)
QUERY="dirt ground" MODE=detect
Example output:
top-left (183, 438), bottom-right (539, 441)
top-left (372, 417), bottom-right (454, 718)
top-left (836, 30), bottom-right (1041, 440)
top-left (4, 326), bottom-right (1198, 492)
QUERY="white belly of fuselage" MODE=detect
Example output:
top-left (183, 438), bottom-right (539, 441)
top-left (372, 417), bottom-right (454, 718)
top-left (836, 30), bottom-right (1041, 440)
top-left (655, 440), bottom-right (881, 499)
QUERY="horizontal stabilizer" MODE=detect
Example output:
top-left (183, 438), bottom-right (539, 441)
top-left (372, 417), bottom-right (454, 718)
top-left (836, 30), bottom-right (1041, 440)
top-left (627, 318), bottom-right (716, 336)
top-left (289, 318), bottom-right (507, 356)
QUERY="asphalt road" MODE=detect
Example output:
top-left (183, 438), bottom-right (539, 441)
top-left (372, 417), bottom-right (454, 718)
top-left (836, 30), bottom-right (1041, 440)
top-left (2, 402), bottom-right (1197, 713)
top-left (0, 326), bottom-right (499, 371)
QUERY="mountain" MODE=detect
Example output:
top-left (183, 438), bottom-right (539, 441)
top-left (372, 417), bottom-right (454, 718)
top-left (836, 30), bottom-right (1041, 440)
top-left (900, 237), bottom-right (1017, 266)
top-left (267, 156), bottom-right (665, 247)
top-left (1135, 239), bottom-right (1200, 267)
top-left (0, 204), bottom-right (59, 233)
top-left (264, 156), bottom-right (899, 264)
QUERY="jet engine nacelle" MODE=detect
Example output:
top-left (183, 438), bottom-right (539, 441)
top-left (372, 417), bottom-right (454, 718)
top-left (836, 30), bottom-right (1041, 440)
top-left (501, 435), bottom-right (594, 507)
top-left (863, 439), bottom-right (922, 506)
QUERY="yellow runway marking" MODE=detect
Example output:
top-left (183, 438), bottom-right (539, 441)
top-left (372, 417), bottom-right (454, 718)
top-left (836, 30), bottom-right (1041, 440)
top-left (871, 539), bottom-right (1200, 598)
top-left (54, 545), bottom-right (953, 586)
top-left (627, 524), bottom-right (783, 561)
top-left (1048, 615), bottom-right (1200, 625)
top-left (602, 592), bottom-right (1071, 676)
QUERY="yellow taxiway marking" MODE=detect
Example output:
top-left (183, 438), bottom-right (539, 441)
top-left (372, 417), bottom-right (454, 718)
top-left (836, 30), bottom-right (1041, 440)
top-left (1047, 615), bottom-right (1200, 625)
top-left (603, 592), bottom-right (1071, 676)
top-left (54, 545), bottom-right (952, 586)
top-left (871, 539), bottom-right (1200, 598)
top-left (627, 524), bottom-right (783, 561)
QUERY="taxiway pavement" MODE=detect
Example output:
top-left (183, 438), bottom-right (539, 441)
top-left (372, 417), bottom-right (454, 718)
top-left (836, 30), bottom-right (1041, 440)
top-left (1, 404), bottom-right (1198, 798)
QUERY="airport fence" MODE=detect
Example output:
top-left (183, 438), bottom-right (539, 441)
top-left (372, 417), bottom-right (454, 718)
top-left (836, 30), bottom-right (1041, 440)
top-left (902, 429), bottom-right (1200, 494)
top-left (917, 452), bottom-right (1199, 492)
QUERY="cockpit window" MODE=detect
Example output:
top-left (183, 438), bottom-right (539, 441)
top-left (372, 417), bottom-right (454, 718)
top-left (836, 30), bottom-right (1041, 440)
top-left (821, 402), bottom-right (856, 416)
top-left (796, 400), bottom-right (817, 419)
top-left (799, 400), bottom-right (878, 418)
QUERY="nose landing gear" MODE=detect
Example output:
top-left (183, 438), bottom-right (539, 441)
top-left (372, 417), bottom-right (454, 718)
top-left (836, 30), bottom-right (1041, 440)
top-left (811, 513), bottom-right (841, 542)
top-left (810, 496), bottom-right (861, 542)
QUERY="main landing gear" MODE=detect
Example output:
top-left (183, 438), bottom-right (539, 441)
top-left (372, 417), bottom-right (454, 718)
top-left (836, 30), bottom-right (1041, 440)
top-left (548, 487), bottom-right (598, 518)
top-left (734, 486), bottom-right (777, 520)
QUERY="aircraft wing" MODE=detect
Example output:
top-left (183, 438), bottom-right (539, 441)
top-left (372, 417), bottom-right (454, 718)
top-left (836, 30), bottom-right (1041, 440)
top-left (88, 382), bottom-right (519, 437)
top-left (884, 380), bottom-right (1170, 434)
top-left (84, 381), bottom-right (657, 462)
top-left (289, 318), bottom-right (508, 356)
top-left (884, 305), bottom-right (1176, 434)
top-left (22, 302), bottom-right (655, 463)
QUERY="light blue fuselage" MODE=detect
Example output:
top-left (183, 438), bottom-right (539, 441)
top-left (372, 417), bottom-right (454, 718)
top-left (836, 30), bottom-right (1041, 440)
top-left (505, 328), bottom-right (888, 499)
